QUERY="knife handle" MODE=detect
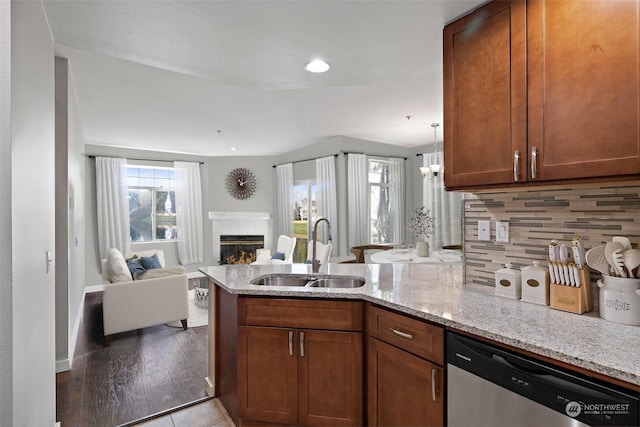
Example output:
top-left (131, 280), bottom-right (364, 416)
top-left (549, 261), bottom-right (557, 284)
top-left (571, 244), bottom-right (583, 269)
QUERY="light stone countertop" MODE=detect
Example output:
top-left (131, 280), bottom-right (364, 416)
top-left (200, 262), bottom-right (640, 387)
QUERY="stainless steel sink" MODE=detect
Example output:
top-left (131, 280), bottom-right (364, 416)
top-left (306, 277), bottom-right (366, 288)
top-left (250, 274), bottom-right (365, 288)
top-left (250, 276), bottom-right (311, 287)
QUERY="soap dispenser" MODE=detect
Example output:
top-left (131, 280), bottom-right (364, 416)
top-left (495, 263), bottom-right (522, 300)
top-left (521, 261), bottom-right (550, 305)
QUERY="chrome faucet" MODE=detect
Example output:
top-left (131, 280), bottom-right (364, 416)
top-left (312, 218), bottom-right (332, 273)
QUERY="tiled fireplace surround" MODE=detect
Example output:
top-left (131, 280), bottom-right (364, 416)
top-left (463, 183), bottom-right (640, 300)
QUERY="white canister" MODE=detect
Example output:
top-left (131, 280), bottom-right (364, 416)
top-left (521, 261), bottom-right (550, 305)
top-left (597, 276), bottom-right (640, 326)
top-left (495, 263), bottom-right (522, 300)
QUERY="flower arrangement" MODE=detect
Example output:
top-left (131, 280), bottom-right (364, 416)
top-left (408, 206), bottom-right (435, 241)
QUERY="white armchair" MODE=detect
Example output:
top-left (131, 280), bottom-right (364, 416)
top-left (252, 235), bottom-right (297, 265)
top-left (307, 240), bottom-right (332, 266)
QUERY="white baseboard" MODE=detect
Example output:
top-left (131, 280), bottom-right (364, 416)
top-left (84, 284), bottom-right (106, 293)
top-left (55, 359), bottom-right (71, 373)
top-left (55, 285), bottom-right (102, 373)
top-left (205, 376), bottom-right (215, 397)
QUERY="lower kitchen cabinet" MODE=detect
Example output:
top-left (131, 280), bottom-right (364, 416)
top-left (238, 326), bottom-right (298, 425)
top-left (238, 326), bottom-right (362, 426)
top-left (367, 337), bottom-right (444, 427)
top-left (236, 298), bottom-right (363, 427)
top-left (365, 303), bottom-right (445, 426)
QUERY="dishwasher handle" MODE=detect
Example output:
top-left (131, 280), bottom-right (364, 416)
top-left (491, 354), bottom-right (613, 401)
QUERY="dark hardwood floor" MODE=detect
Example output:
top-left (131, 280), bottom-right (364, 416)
top-left (56, 292), bottom-right (209, 427)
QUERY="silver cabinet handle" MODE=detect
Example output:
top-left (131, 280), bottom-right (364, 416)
top-left (432, 369), bottom-right (438, 402)
top-left (513, 150), bottom-right (521, 181)
top-left (288, 331), bottom-right (293, 356)
top-left (531, 146), bottom-right (538, 179)
top-left (300, 331), bottom-right (305, 357)
top-left (389, 328), bottom-right (413, 340)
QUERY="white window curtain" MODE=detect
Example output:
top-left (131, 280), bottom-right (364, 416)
top-left (315, 156), bottom-right (337, 247)
top-left (174, 161), bottom-right (203, 265)
top-left (348, 153), bottom-right (368, 247)
top-left (388, 158), bottom-right (405, 245)
top-left (96, 157), bottom-right (130, 259)
top-left (276, 163), bottom-right (294, 237)
top-left (423, 151), bottom-right (462, 249)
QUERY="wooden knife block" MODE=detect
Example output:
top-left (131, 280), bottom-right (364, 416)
top-left (550, 266), bottom-right (593, 314)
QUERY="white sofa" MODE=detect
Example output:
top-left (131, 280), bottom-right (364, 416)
top-left (101, 248), bottom-right (189, 346)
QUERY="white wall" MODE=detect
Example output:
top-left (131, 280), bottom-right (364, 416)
top-left (54, 56), bottom-right (86, 372)
top-left (204, 155), bottom-right (276, 259)
top-left (10, 1), bottom-right (57, 425)
top-left (0, 1), bottom-right (12, 424)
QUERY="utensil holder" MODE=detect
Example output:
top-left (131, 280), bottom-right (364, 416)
top-left (550, 266), bottom-right (593, 314)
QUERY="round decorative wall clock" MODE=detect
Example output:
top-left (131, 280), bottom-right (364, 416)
top-left (225, 167), bottom-right (257, 200)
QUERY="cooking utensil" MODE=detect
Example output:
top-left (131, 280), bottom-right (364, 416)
top-left (559, 245), bottom-right (571, 285)
top-left (612, 236), bottom-right (632, 251)
top-left (571, 244), bottom-right (583, 269)
top-left (549, 240), bottom-right (559, 262)
top-left (623, 249), bottom-right (640, 278)
top-left (605, 241), bottom-right (625, 277)
top-left (611, 249), bottom-right (628, 278)
top-left (549, 241), bottom-right (560, 284)
top-left (571, 237), bottom-right (584, 269)
top-left (572, 263), bottom-right (581, 287)
top-left (585, 245), bottom-right (610, 275)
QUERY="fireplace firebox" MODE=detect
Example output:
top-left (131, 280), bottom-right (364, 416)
top-left (219, 235), bottom-right (264, 265)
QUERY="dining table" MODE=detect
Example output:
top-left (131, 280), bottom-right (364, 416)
top-left (368, 248), bottom-right (463, 264)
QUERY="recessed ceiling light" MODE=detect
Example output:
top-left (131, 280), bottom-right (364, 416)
top-left (230, 147), bottom-right (237, 152)
top-left (305, 59), bottom-right (330, 73)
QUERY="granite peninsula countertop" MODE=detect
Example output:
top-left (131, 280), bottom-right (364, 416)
top-left (200, 262), bottom-right (640, 388)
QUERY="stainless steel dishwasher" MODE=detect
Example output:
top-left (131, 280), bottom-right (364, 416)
top-left (447, 331), bottom-right (639, 427)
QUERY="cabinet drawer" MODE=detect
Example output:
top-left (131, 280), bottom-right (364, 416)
top-left (238, 298), bottom-right (363, 331)
top-left (366, 304), bottom-right (444, 365)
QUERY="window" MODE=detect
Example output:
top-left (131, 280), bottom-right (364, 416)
top-left (369, 160), bottom-right (392, 244)
top-left (126, 166), bottom-right (176, 242)
top-left (293, 180), bottom-right (317, 262)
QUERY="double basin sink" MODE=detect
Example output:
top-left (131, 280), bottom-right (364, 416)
top-left (250, 273), bottom-right (366, 289)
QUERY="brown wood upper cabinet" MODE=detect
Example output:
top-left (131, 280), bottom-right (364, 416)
top-left (444, 0), bottom-right (640, 190)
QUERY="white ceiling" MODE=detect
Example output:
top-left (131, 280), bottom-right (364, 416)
top-left (43, 0), bottom-right (485, 157)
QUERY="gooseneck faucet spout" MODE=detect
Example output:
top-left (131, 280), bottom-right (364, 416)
top-left (312, 218), bottom-right (332, 273)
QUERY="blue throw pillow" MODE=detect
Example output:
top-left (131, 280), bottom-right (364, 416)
top-left (271, 251), bottom-right (286, 260)
top-left (140, 253), bottom-right (162, 270)
top-left (127, 259), bottom-right (145, 279)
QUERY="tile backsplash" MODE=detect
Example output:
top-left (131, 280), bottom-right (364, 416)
top-left (463, 183), bottom-right (640, 288)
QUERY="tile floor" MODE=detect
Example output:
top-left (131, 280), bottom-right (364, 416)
top-left (133, 398), bottom-right (235, 427)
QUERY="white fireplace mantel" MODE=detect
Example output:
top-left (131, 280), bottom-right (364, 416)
top-left (208, 211), bottom-right (272, 221)
top-left (209, 212), bottom-right (273, 265)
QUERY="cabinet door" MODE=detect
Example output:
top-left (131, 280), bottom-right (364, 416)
top-left (367, 337), bottom-right (444, 427)
top-left (444, 0), bottom-right (527, 189)
top-left (528, 0), bottom-right (640, 181)
top-left (298, 330), bottom-right (363, 426)
top-left (237, 326), bottom-right (298, 425)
